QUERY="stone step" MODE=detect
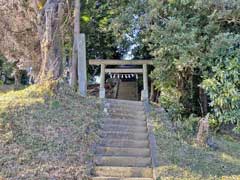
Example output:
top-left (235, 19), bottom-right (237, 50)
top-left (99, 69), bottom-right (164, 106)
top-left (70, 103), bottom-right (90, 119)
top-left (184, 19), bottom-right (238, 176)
top-left (101, 124), bottom-right (147, 133)
top-left (106, 104), bottom-right (145, 111)
top-left (118, 91), bottom-right (137, 95)
top-left (95, 156), bottom-right (151, 167)
top-left (91, 177), bottom-right (153, 180)
top-left (103, 119), bottom-right (147, 126)
top-left (117, 93), bottom-right (137, 96)
top-left (106, 99), bottom-right (143, 106)
top-left (118, 86), bottom-right (136, 89)
top-left (107, 109), bottom-right (145, 116)
top-left (93, 166), bottom-right (153, 178)
top-left (119, 83), bottom-right (137, 86)
top-left (105, 114), bottom-right (147, 122)
top-left (100, 139), bottom-right (149, 148)
top-left (117, 97), bottom-right (138, 101)
top-left (109, 113), bottom-right (146, 121)
top-left (118, 88), bottom-right (136, 91)
top-left (118, 86), bottom-right (137, 89)
top-left (118, 93), bottom-right (137, 96)
top-left (119, 85), bottom-right (136, 87)
top-left (96, 146), bottom-right (150, 157)
top-left (100, 131), bottom-right (148, 140)
top-left (119, 82), bottom-right (136, 85)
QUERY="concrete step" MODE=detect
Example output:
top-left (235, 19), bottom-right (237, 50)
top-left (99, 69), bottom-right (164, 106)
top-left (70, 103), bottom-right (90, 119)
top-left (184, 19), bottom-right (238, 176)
top-left (101, 124), bottom-right (147, 133)
top-left (95, 156), bottom-right (151, 167)
top-left (103, 119), bottom-right (147, 126)
top-left (118, 87), bottom-right (136, 89)
top-left (109, 113), bottom-right (146, 121)
top-left (93, 166), bottom-right (153, 178)
top-left (117, 97), bottom-right (138, 101)
top-left (100, 139), bottom-right (149, 148)
top-left (118, 89), bottom-right (136, 92)
top-left (118, 92), bottom-right (137, 95)
top-left (118, 86), bottom-right (136, 89)
top-left (105, 114), bottom-right (146, 122)
top-left (96, 146), bottom-right (150, 157)
top-left (116, 81), bottom-right (138, 101)
top-left (91, 177), bottom-right (153, 180)
top-left (119, 83), bottom-right (137, 86)
top-left (106, 104), bottom-right (145, 111)
top-left (107, 109), bottom-right (145, 116)
top-left (100, 131), bottom-right (148, 140)
top-left (119, 83), bottom-right (136, 85)
top-left (118, 86), bottom-right (137, 89)
top-left (106, 99), bottom-right (143, 106)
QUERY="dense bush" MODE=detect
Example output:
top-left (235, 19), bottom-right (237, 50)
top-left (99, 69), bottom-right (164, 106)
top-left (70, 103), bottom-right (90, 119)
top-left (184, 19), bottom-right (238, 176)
top-left (202, 33), bottom-right (240, 132)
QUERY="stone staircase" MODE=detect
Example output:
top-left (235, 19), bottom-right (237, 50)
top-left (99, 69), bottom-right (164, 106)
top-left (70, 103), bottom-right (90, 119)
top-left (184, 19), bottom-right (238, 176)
top-left (117, 81), bottom-right (138, 101)
top-left (91, 99), bottom-right (153, 180)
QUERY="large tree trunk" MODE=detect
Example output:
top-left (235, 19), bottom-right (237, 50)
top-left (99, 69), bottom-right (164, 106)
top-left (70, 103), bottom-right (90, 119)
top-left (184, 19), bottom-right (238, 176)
top-left (34, 0), bottom-right (65, 82)
top-left (70, 0), bottom-right (80, 88)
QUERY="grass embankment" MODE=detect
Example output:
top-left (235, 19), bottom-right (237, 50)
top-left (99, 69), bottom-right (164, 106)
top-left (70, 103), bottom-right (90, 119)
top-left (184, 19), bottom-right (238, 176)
top-left (0, 82), bottom-right (102, 179)
top-left (152, 106), bottom-right (240, 180)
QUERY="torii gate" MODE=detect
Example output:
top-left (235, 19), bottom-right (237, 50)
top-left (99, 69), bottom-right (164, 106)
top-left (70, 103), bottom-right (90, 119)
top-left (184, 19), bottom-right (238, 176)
top-left (89, 59), bottom-right (153, 101)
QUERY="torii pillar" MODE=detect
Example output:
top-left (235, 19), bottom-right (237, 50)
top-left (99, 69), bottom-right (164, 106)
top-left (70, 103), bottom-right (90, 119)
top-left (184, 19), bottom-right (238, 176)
top-left (141, 64), bottom-right (149, 101)
top-left (99, 64), bottom-right (106, 98)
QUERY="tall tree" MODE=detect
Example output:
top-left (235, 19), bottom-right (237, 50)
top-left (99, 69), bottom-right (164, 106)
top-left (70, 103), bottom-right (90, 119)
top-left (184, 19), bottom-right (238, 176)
top-left (0, 0), bottom-right (67, 82)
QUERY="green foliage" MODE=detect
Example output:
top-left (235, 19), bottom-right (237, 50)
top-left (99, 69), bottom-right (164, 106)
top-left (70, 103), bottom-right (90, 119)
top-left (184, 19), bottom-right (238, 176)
top-left (149, 17), bottom-right (200, 77)
top-left (174, 114), bottom-right (201, 139)
top-left (209, 116), bottom-right (219, 129)
top-left (81, 15), bottom-right (91, 23)
top-left (108, 0), bottom-right (240, 131)
top-left (201, 33), bottom-right (240, 132)
top-left (80, 0), bottom-right (125, 60)
top-left (159, 87), bottom-right (184, 121)
top-left (144, 0), bottom-right (213, 123)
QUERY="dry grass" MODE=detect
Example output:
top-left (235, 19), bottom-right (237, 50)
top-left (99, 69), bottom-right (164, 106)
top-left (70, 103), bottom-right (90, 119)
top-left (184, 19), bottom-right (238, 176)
top-left (0, 82), bottom-right (102, 179)
top-left (152, 107), bottom-right (240, 180)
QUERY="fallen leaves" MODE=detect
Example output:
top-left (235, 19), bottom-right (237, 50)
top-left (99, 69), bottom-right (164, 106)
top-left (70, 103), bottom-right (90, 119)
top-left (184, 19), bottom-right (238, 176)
top-left (0, 82), bottom-right (102, 179)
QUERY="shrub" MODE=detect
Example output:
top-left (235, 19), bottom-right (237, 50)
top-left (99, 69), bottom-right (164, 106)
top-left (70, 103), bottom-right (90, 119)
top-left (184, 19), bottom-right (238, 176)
top-left (202, 33), bottom-right (240, 132)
